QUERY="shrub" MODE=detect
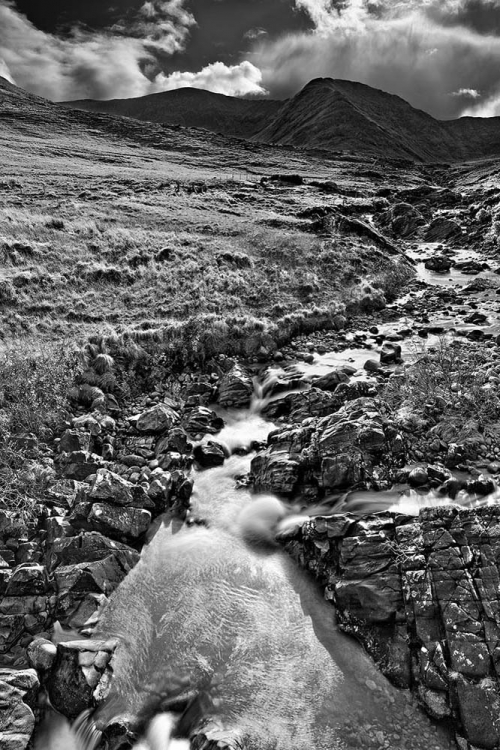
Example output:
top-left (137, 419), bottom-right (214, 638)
top-left (0, 340), bottom-right (81, 513)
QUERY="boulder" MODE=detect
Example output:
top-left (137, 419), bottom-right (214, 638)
top-left (424, 217), bottom-right (462, 242)
top-left (88, 469), bottom-right (134, 506)
top-left (86, 504), bottom-right (151, 541)
top-left (312, 370), bottom-right (349, 392)
top-left (194, 442), bottom-right (226, 468)
top-left (135, 403), bottom-right (179, 433)
top-left (184, 407), bottom-right (224, 436)
top-left (424, 255), bottom-right (452, 273)
top-left (217, 365), bottom-right (253, 408)
top-left (47, 639), bottom-right (116, 719)
top-left (0, 669), bottom-right (39, 750)
top-left (380, 342), bottom-right (402, 365)
top-left (381, 202), bottom-right (424, 238)
top-left (253, 398), bottom-right (405, 495)
top-left (62, 451), bottom-right (107, 481)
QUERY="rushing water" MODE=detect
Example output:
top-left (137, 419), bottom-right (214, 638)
top-left (36, 385), bottom-right (458, 750)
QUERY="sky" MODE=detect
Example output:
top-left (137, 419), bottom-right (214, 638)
top-left (2, 0), bottom-right (500, 118)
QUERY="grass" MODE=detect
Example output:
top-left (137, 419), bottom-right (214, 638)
top-left (0, 340), bottom-right (81, 514)
top-left (383, 336), bottom-right (500, 433)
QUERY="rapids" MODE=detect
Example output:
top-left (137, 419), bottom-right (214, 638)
top-left (41, 386), bottom-right (456, 750)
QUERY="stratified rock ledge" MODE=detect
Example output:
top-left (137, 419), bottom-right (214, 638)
top-left (280, 505), bottom-right (500, 750)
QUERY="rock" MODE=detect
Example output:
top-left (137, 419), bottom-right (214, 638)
top-left (0, 669), bottom-right (39, 750)
top-left (281, 505), bottom-right (500, 748)
top-left (466, 474), bottom-right (496, 496)
top-left (193, 441), bottom-right (226, 468)
top-left (27, 637), bottom-right (57, 671)
top-left (364, 359), bottom-right (379, 372)
top-left (47, 639), bottom-right (116, 719)
top-left (456, 676), bottom-right (500, 749)
top-left (380, 202), bottom-right (424, 238)
top-left (253, 398), bottom-right (405, 494)
top-left (312, 369), bottom-right (349, 391)
top-left (135, 403), bottom-right (179, 433)
top-left (408, 467), bottom-right (429, 487)
top-left (424, 217), bottom-right (462, 242)
top-left (59, 429), bottom-right (91, 453)
top-left (424, 255), bottom-right (452, 273)
top-left (380, 342), bottom-right (402, 365)
top-left (47, 531), bottom-right (139, 571)
top-left (217, 365), bottom-right (253, 408)
top-left (86, 504), bottom-right (151, 540)
top-left (6, 565), bottom-right (47, 596)
top-left (62, 451), bottom-right (106, 481)
top-left (252, 452), bottom-right (301, 496)
top-left (184, 407), bottom-right (224, 435)
top-left (88, 469), bottom-right (134, 506)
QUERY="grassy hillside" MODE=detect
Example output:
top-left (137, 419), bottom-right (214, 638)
top-left (0, 75), bottom-right (417, 355)
top-left (64, 88), bottom-right (283, 139)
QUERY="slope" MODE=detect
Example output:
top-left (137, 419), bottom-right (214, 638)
top-left (253, 78), bottom-right (464, 162)
top-left (63, 87), bottom-right (283, 139)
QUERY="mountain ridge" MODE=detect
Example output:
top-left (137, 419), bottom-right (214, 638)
top-left (6, 74), bottom-right (500, 162)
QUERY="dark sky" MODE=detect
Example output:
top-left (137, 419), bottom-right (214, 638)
top-left (12, 0), bottom-right (314, 73)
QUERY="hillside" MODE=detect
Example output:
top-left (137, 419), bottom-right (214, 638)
top-left (253, 78), bottom-right (500, 162)
top-left (60, 76), bottom-right (500, 163)
top-left (63, 87), bottom-right (283, 139)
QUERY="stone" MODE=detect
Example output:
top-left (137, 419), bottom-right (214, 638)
top-left (135, 403), bottom-right (179, 433)
top-left (193, 441), bottom-right (226, 468)
top-left (217, 365), bottom-right (253, 408)
top-left (424, 217), bottom-right (462, 242)
top-left (184, 406), bottom-right (224, 436)
top-left (380, 342), bottom-right (402, 365)
top-left (408, 467), bottom-right (429, 487)
top-left (6, 565), bottom-right (47, 596)
top-left (456, 676), bottom-right (500, 749)
top-left (381, 202), bottom-right (425, 238)
top-left (59, 429), bottom-right (91, 454)
top-left (88, 468), bottom-right (134, 506)
top-left (87, 503), bottom-right (151, 540)
top-left (27, 637), bottom-right (57, 672)
top-left (312, 370), bottom-right (349, 391)
top-left (48, 531), bottom-right (139, 571)
top-left (47, 639), bottom-right (116, 719)
top-left (424, 255), bottom-right (452, 273)
top-left (0, 669), bottom-right (38, 750)
top-left (62, 451), bottom-right (106, 481)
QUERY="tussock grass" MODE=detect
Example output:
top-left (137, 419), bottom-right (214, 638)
top-left (0, 340), bottom-right (82, 514)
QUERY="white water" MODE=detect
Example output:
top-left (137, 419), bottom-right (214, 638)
top-left (41, 386), bottom-right (452, 750)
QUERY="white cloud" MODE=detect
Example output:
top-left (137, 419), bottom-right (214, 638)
top-left (0, 56), bottom-right (15, 84)
top-left (153, 61), bottom-right (266, 97)
top-left (249, 0), bottom-right (500, 118)
top-left (452, 87), bottom-right (481, 97)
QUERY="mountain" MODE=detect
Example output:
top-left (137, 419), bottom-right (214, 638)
top-left (8, 74), bottom-right (500, 163)
top-left (253, 78), bottom-right (500, 162)
top-left (63, 88), bottom-right (283, 139)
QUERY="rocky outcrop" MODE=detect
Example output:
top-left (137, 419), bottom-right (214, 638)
top-left (252, 397), bottom-right (406, 496)
top-left (424, 218), bottom-right (462, 242)
top-left (281, 505), bottom-right (500, 749)
top-left (379, 202), bottom-right (425, 238)
top-left (424, 255), bottom-right (453, 273)
top-left (217, 365), bottom-right (254, 409)
top-left (0, 669), bottom-right (39, 750)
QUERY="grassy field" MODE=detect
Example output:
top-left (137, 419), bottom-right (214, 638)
top-left (0, 76), bottom-right (424, 352)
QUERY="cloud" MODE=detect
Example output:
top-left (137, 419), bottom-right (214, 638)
top-left (249, 0), bottom-right (500, 118)
top-left (0, 56), bottom-right (15, 84)
top-left (452, 87), bottom-right (481, 97)
top-left (154, 61), bottom-right (266, 96)
top-left (0, 0), bottom-right (263, 101)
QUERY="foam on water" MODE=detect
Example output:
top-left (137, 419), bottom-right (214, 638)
top-left (40, 369), bottom-right (459, 750)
